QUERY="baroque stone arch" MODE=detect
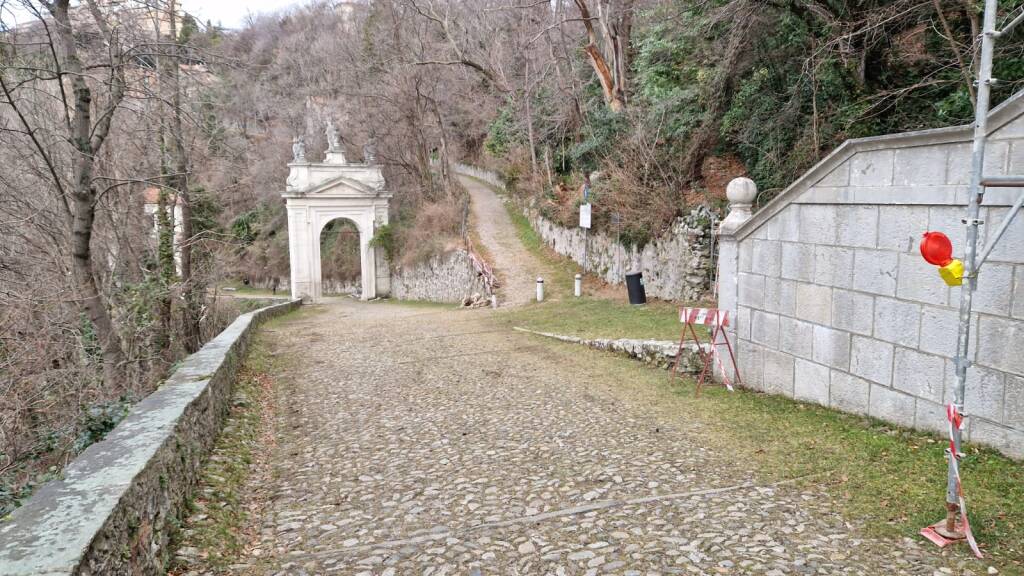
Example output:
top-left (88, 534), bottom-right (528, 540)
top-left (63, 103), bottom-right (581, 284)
top-left (282, 148), bottom-right (391, 302)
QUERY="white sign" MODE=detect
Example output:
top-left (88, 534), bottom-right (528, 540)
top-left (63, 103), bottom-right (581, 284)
top-left (579, 203), bottom-right (592, 229)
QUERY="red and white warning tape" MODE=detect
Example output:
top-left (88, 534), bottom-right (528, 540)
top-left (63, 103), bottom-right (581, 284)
top-left (947, 403), bottom-right (983, 559)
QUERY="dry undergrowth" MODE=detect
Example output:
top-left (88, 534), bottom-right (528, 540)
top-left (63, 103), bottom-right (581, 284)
top-left (167, 332), bottom-right (287, 574)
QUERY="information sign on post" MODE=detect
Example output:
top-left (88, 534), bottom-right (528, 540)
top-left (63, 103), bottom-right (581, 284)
top-left (579, 203), bottom-right (592, 229)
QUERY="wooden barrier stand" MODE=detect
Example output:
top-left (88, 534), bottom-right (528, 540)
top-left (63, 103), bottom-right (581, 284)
top-left (672, 307), bottom-right (741, 396)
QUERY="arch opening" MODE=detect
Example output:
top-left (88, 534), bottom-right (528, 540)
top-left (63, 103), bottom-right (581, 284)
top-left (318, 217), bottom-right (362, 297)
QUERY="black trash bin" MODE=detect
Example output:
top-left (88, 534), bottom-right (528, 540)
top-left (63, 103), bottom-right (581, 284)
top-left (625, 272), bottom-right (647, 305)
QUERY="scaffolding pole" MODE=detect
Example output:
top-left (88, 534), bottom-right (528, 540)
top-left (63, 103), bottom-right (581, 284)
top-left (924, 0), bottom-right (1000, 557)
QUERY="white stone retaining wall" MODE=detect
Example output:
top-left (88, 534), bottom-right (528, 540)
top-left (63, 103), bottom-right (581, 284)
top-left (391, 249), bottom-right (490, 304)
top-left (0, 299), bottom-right (302, 575)
top-left (719, 94), bottom-right (1024, 458)
top-left (527, 208), bottom-right (714, 302)
top-left (452, 164), bottom-right (715, 302)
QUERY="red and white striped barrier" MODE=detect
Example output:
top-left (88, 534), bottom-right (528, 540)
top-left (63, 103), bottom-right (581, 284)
top-left (673, 308), bottom-right (740, 395)
top-left (680, 307), bottom-right (730, 327)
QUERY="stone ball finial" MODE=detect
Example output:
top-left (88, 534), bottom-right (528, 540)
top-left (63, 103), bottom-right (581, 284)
top-left (726, 177), bottom-right (757, 206)
top-left (720, 177), bottom-right (757, 234)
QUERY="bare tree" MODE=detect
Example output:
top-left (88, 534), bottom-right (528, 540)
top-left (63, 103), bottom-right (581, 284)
top-left (0, 0), bottom-right (132, 384)
top-left (573, 0), bottom-right (635, 112)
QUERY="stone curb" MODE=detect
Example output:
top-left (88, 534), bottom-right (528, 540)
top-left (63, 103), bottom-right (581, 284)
top-left (0, 299), bottom-right (302, 576)
top-left (512, 327), bottom-right (705, 372)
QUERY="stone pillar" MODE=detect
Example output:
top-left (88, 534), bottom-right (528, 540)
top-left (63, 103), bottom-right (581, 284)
top-left (715, 177), bottom-right (757, 382)
top-left (374, 208), bottom-right (391, 297)
top-left (360, 220), bottom-right (376, 300)
top-left (287, 205), bottom-right (314, 301)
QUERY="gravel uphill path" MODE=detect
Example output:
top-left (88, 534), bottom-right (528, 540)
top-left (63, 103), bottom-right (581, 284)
top-left (196, 300), bottom-right (951, 576)
top-left (460, 175), bottom-right (547, 306)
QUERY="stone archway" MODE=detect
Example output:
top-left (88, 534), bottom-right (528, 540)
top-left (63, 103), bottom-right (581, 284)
top-left (282, 144), bottom-right (391, 302)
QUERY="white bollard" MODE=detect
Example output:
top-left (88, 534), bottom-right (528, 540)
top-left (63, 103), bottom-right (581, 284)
top-left (536, 277), bottom-right (545, 302)
top-left (574, 273), bottom-right (582, 297)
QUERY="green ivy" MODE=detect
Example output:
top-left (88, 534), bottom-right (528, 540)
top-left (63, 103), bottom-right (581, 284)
top-left (370, 222), bottom-right (396, 261)
top-left (230, 209), bottom-right (261, 245)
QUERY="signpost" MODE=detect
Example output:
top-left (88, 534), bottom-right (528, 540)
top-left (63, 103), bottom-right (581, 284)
top-left (611, 212), bottom-right (623, 278)
top-left (580, 176), bottom-right (592, 273)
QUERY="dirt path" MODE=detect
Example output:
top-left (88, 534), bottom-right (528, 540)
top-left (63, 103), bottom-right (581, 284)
top-left (179, 300), bottom-right (954, 575)
top-left (460, 175), bottom-right (547, 306)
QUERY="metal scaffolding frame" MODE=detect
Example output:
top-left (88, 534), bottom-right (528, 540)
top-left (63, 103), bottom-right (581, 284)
top-left (924, 0), bottom-right (1024, 557)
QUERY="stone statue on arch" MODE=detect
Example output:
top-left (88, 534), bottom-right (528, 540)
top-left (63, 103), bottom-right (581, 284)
top-left (292, 135), bottom-right (306, 162)
top-left (326, 121), bottom-right (342, 153)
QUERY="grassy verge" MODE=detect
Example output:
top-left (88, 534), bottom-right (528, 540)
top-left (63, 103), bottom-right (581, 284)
top-left (503, 197), bottom-right (578, 300)
top-left (379, 297), bottom-right (457, 310)
top-left (167, 326), bottom-right (288, 574)
top-left (500, 296), bottom-right (691, 341)
top-left (550, 338), bottom-right (1023, 572)
top-left (690, 383), bottom-right (1023, 571)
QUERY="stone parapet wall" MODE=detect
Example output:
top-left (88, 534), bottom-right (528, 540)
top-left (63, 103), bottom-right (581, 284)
top-left (391, 249), bottom-right (489, 304)
top-left (0, 299), bottom-right (301, 575)
top-left (451, 164), bottom-right (714, 302)
top-left (719, 93), bottom-right (1024, 459)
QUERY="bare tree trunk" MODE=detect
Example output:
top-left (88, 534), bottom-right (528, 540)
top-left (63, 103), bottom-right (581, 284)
top-left (156, 136), bottom-right (176, 354)
top-left (574, 0), bottom-right (627, 112)
top-left (544, 146), bottom-right (554, 189)
top-left (51, 0), bottom-right (126, 384)
top-left (555, 0), bottom-right (585, 122)
top-left (613, 0), bottom-right (635, 106)
top-left (150, 6), bottom-right (175, 356)
top-left (432, 101), bottom-right (453, 196)
top-left (525, 60), bottom-right (538, 175)
top-left (933, 0), bottom-right (976, 105)
top-left (166, 0), bottom-right (201, 353)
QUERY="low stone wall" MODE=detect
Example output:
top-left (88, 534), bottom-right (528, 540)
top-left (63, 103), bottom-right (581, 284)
top-left (528, 207), bottom-right (715, 302)
top-left (391, 249), bottom-right (490, 304)
top-left (451, 164), bottom-right (715, 302)
top-left (452, 162), bottom-right (505, 189)
top-left (513, 327), bottom-right (705, 372)
top-left (0, 299), bottom-right (301, 575)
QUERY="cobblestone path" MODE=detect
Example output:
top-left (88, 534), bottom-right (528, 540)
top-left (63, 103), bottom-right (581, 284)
top-left (460, 175), bottom-right (547, 306)
top-left (204, 300), bottom-right (953, 575)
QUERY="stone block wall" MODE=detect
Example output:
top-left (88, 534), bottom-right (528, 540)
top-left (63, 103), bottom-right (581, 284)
top-left (0, 299), bottom-right (301, 575)
top-left (720, 93), bottom-right (1024, 458)
top-left (391, 249), bottom-right (490, 303)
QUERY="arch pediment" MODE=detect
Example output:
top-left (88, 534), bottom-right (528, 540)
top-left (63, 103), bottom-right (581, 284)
top-left (283, 161), bottom-right (389, 198)
top-left (302, 175), bottom-right (381, 198)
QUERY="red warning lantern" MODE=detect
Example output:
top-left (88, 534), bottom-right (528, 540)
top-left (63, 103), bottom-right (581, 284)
top-left (920, 232), bottom-right (954, 266)
top-left (920, 232), bottom-right (963, 286)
